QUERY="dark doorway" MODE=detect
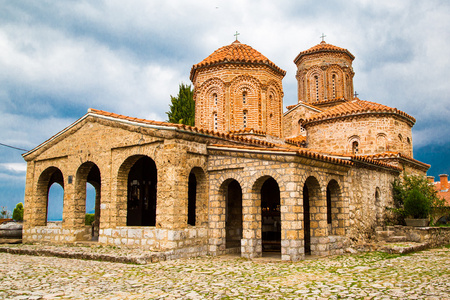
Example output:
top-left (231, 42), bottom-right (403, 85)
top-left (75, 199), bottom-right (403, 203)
top-left (303, 185), bottom-right (311, 255)
top-left (127, 156), bottom-right (157, 226)
top-left (187, 172), bottom-right (197, 226)
top-left (226, 180), bottom-right (242, 249)
top-left (261, 177), bottom-right (281, 252)
top-left (326, 186), bottom-right (332, 226)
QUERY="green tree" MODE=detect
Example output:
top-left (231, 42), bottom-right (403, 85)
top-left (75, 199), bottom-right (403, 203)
top-left (12, 202), bottom-right (24, 221)
top-left (391, 174), bottom-right (445, 222)
top-left (166, 83), bottom-right (195, 126)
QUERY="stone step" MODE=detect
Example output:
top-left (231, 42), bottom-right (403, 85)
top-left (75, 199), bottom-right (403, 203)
top-left (386, 236), bottom-right (408, 243)
top-left (376, 230), bottom-right (395, 238)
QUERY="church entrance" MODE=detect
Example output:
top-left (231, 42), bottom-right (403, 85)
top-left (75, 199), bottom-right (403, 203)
top-left (261, 177), bottom-right (281, 252)
top-left (225, 180), bottom-right (242, 250)
top-left (127, 156), bottom-right (157, 226)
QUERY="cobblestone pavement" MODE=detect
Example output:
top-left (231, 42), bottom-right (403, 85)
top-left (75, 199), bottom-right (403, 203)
top-left (0, 245), bottom-right (449, 299)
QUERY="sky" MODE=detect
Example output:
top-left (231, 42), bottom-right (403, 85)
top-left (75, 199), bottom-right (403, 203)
top-left (1, 0), bottom-right (450, 216)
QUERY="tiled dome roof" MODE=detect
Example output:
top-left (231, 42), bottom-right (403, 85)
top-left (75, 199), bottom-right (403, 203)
top-left (190, 40), bottom-right (286, 80)
top-left (304, 99), bottom-right (416, 126)
top-left (294, 41), bottom-right (355, 64)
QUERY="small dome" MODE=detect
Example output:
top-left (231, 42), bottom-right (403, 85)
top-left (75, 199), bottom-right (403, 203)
top-left (190, 40), bottom-right (285, 80)
top-left (294, 41), bottom-right (355, 65)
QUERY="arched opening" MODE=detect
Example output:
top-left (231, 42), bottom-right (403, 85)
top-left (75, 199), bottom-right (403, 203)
top-left (47, 181), bottom-right (64, 222)
top-left (187, 172), bottom-right (197, 226)
top-left (127, 156), bottom-right (157, 226)
top-left (225, 180), bottom-right (242, 250)
top-left (303, 176), bottom-right (322, 256)
top-left (327, 180), bottom-right (343, 235)
top-left (261, 177), bottom-right (281, 252)
top-left (36, 167), bottom-right (65, 225)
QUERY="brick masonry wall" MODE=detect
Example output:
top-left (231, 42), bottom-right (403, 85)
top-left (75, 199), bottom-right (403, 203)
top-left (192, 64), bottom-right (284, 137)
top-left (295, 52), bottom-right (354, 104)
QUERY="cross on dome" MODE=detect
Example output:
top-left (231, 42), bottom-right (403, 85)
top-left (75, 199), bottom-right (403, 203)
top-left (320, 33), bottom-right (326, 43)
top-left (234, 31), bottom-right (240, 41)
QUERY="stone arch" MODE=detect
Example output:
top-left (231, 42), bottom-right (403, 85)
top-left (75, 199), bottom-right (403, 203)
top-left (302, 176), bottom-right (324, 256)
top-left (74, 161), bottom-right (101, 240)
top-left (376, 133), bottom-right (387, 152)
top-left (35, 166), bottom-right (64, 226)
top-left (187, 166), bottom-right (208, 227)
top-left (348, 135), bottom-right (360, 154)
top-left (326, 179), bottom-right (344, 236)
top-left (117, 155), bottom-right (157, 227)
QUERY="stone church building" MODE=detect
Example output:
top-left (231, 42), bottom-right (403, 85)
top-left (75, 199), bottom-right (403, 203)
top-left (22, 38), bottom-right (429, 261)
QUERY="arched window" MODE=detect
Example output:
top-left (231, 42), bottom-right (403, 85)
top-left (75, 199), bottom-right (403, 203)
top-left (398, 134), bottom-right (403, 142)
top-left (314, 76), bottom-right (319, 102)
top-left (213, 93), bottom-right (218, 106)
top-left (243, 111), bottom-right (247, 128)
top-left (352, 141), bottom-right (359, 154)
top-left (242, 92), bottom-right (247, 104)
top-left (407, 137), bottom-right (411, 144)
top-left (213, 112), bottom-right (218, 131)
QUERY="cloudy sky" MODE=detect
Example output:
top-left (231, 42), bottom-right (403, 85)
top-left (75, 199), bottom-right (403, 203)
top-left (1, 0), bottom-right (450, 214)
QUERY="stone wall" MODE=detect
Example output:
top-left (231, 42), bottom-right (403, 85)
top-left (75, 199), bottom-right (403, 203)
top-left (306, 114), bottom-right (414, 156)
top-left (346, 165), bottom-right (398, 241)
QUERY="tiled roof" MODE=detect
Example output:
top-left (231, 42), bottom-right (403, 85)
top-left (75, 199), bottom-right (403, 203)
top-left (294, 41), bottom-right (355, 64)
top-left (351, 155), bottom-right (403, 171)
top-left (229, 128), bottom-right (266, 135)
top-left (304, 99), bottom-right (416, 126)
top-left (285, 135), bottom-right (307, 147)
top-left (208, 144), bottom-right (353, 166)
top-left (433, 182), bottom-right (450, 206)
top-left (88, 108), bottom-right (278, 148)
top-left (190, 40), bottom-right (286, 80)
top-left (358, 151), bottom-right (430, 169)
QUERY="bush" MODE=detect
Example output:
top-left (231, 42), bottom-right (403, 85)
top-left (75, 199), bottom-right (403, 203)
top-left (85, 213), bottom-right (95, 226)
top-left (390, 174), bottom-right (445, 223)
top-left (12, 202), bottom-right (24, 221)
top-left (404, 188), bottom-right (430, 219)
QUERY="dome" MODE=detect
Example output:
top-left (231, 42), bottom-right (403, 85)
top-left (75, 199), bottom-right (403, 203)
top-left (294, 41), bottom-right (355, 65)
top-left (190, 40), bottom-right (285, 80)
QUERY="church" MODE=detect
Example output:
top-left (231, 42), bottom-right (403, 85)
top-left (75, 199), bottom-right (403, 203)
top-left (21, 37), bottom-right (429, 261)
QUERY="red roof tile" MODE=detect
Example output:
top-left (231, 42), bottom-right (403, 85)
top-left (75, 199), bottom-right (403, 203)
top-left (88, 108), bottom-right (277, 148)
top-left (304, 99), bottom-right (416, 126)
top-left (294, 41), bottom-right (355, 64)
top-left (190, 40), bottom-right (286, 80)
top-left (433, 183), bottom-right (450, 206)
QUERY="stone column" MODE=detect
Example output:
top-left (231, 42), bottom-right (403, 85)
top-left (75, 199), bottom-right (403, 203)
top-left (241, 190), bottom-right (262, 259)
top-left (281, 183), bottom-right (304, 261)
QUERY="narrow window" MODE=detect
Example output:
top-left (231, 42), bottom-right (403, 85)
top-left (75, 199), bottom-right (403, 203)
top-left (332, 74), bottom-right (336, 99)
top-left (243, 111), bottom-right (247, 128)
top-left (314, 76), bottom-right (319, 102)
top-left (352, 141), bottom-right (359, 154)
top-left (213, 93), bottom-right (218, 106)
top-left (214, 113), bottom-right (218, 131)
top-left (243, 92), bottom-right (247, 104)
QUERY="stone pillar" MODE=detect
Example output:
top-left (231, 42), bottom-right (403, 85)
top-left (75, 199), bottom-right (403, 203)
top-left (241, 190), bottom-right (262, 259)
top-left (281, 182), bottom-right (304, 261)
top-left (208, 185), bottom-right (226, 256)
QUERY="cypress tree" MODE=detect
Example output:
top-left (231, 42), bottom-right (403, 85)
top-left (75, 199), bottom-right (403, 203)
top-left (166, 83), bottom-right (195, 126)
